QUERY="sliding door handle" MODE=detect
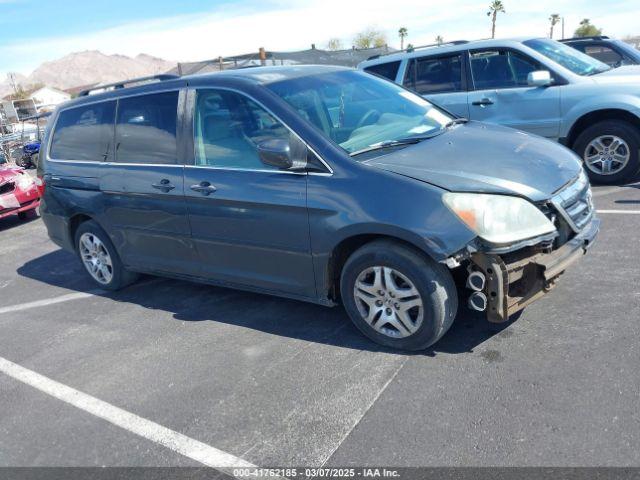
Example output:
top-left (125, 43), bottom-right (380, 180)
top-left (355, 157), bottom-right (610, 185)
top-left (190, 182), bottom-right (217, 195)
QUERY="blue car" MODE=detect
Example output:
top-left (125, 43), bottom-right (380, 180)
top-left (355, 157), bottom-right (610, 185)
top-left (39, 67), bottom-right (598, 350)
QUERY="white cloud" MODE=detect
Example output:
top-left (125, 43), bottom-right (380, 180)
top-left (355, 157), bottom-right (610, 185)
top-left (1, 0), bottom-right (638, 77)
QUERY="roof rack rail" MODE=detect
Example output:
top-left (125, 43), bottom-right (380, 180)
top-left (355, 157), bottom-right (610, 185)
top-left (78, 74), bottom-right (180, 97)
top-left (560, 35), bottom-right (610, 42)
top-left (366, 40), bottom-right (469, 61)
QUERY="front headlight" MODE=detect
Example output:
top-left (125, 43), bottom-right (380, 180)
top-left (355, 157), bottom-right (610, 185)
top-left (16, 173), bottom-right (34, 190)
top-left (443, 192), bottom-right (556, 244)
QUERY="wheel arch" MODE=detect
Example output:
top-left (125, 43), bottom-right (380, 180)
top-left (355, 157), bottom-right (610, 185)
top-left (323, 230), bottom-right (445, 303)
top-left (68, 213), bottom-right (97, 250)
top-left (566, 108), bottom-right (640, 148)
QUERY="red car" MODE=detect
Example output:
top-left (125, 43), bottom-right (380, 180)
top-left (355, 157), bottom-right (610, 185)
top-left (0, 166), bottom-right (41, 220)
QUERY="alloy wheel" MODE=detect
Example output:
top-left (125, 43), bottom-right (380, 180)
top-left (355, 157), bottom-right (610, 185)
top-left (79, 233), bottom-right (113, 285)
top-left (353, 266), bottom-right (424, 339)
top-left (584, 135), bottom-right (630, 175)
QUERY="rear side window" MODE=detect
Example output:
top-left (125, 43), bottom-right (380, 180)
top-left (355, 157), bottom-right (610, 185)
top-left (404, 54), bottom-right (463, 94)
top-left (364, 61), bottom-right (401, 81)
top-left (50, 101), bottom-right (115, 161)
top-left (115, 91), bottom-right (179, 164)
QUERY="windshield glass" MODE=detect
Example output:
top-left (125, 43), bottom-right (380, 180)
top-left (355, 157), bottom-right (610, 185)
top-left (267, 70), bottom-right (452, 155)
top-left (524, 38), bottom-right (611, 76)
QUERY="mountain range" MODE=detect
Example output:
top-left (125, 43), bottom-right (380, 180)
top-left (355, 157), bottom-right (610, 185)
top-left (1, 50), bottom-right (176, 98)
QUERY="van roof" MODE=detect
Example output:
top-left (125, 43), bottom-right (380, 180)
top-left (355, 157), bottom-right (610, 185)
top-left (63, 65), bottom-right (351, 109)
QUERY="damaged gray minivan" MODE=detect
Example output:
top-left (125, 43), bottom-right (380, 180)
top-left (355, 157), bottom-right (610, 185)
top-left (40, 66), bottom-right (599, 350)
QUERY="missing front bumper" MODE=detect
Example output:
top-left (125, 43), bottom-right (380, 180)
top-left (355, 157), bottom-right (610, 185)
top-left (470, 218), bottom-right (600, 323)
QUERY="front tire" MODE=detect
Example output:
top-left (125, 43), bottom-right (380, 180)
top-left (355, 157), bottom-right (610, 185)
top-left (74, 220), bottom-right (138, 291)
top-left (573, 120), bottom-right (640, 184)
top-left (340, 240), bottom-right (458, 351)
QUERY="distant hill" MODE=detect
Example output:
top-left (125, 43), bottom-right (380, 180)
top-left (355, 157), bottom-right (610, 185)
top-left (1, 51), bottom-right (176, 98)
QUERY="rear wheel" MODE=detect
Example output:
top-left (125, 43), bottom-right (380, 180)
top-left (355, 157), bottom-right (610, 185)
top-left (340, 240), bottom-right (458, 351)
top-left (573, 120), bottom-right (640, 184)
top-left (74, 220), bottom-right (138, 290)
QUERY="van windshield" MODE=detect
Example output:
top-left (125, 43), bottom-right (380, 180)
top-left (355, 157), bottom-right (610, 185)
top-left (524, 38), bottom-right (611, 76)
top-left (267, 70), bottom-right (452, 156)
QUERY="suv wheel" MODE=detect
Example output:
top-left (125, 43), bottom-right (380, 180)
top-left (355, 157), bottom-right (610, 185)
top-left (573, 120), bottom-right (640, 184)
top-left (74, 220), bottom-right (138, 291)
top-left (340, 240), bottom-right (458, 350)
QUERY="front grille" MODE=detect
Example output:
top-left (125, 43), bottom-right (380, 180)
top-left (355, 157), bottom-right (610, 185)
top-left (0, 181), bottom-right (15, 195)
top-left (551, 172), bottom-right (594, 233)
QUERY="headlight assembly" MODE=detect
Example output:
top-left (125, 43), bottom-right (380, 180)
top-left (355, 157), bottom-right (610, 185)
top-left (443, 192), bottom-right (556, 244)
top-left (16, 173), bottom-right (34, 190)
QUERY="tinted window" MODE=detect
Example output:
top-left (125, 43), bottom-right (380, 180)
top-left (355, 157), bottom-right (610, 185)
top-left (115, 91), bottom-right (178, 164)
top-left (524, 38), bottom-right (610, 76)
top-left (470, 49), bottom-right (541, 89)
top-left (584, 45), bottom-right (623, 66)
top-left (364, 61), bottom-right (401, 81)
top-left (50, 102), bottom-right (115, 161)
top-left (406, 55), bottom-right (463, 94)
top-left (194, 90), bottom-right (289, 169)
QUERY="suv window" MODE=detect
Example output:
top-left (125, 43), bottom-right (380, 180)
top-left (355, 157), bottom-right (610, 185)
top-left (194, 89), bottom-right (290, 169)
top-left (470, 49), bottom-right (541, 90)
top-left (115, 91), bottom-right (179, 164)
top-left (404, 54), bottom-right (463, 94)
top-left (583, 45), bottom-right (623, 66)
top-left (50, 101), bottom-right (115, 161)
top-left (364, 61), bottom-right (401, 81)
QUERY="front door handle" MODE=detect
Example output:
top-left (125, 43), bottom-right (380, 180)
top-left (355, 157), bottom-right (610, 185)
top-left (151, 179), bottom-right (175, 192)
top-left (190, 182), bottom-right (217, 195)
top-left (472, 98), bottom-right (494, 106)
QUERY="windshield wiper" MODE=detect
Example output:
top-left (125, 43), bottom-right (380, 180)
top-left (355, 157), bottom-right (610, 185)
top-left (445, 117), bottom-right (469, 128)
top-left (349, 137), bottom-right (425, 157)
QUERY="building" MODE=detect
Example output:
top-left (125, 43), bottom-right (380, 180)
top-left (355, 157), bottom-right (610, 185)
top-left (30, 86), bottom-right (70, 108)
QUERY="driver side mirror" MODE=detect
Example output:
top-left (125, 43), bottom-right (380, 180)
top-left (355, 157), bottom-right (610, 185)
top-left (257, 135), bottom-right (308, 171)
top-left (527, 70), bottom-right (553, 87)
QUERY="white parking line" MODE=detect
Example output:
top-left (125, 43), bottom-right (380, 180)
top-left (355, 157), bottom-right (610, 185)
top-left (0, 291), bottom-right (99, 315)
top-left (0, 356), bottom-right (257, 476)
top-left (597, 210), bottom-right (640, 215)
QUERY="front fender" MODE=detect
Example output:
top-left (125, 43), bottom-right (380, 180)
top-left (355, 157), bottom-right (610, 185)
top-left (561, 94), bottom-right (640, 138)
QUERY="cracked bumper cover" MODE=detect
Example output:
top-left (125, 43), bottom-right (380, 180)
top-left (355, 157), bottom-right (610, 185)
top-left (471, 218), bottom-right (600, 323)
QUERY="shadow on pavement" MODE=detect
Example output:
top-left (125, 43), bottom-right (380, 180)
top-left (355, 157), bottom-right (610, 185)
top-left (17, 248), bottom-right (518, 356)
top-left (0, 212), bottom-right (40, 233)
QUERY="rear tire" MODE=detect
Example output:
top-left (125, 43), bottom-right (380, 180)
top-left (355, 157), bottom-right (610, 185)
top-left (74, 220), bottom-right (138, 291)
top-left (340, 240), bottom-right (458, 351)
top-left (573, 120), bottom-right (640, 184)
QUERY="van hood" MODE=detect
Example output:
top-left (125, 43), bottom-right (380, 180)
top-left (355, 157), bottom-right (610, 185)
top-left (364, 122), bottom-right (582, 202)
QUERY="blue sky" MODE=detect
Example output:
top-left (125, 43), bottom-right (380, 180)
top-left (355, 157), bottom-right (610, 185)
top-left (1, 0), bottom-right (639, 78)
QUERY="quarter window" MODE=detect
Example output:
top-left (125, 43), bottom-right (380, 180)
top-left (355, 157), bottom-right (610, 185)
top-left (194, 90), bottom-right (290, 169)
top-left (115, 91), bottom-right (179, 164)
top-left (470, 49), bottom-right (542, 90)
top-left (404, 54), bottom-right (463, 94)
top-left (50, 101), bottom-right (115, 161)
top-left (364, 61), bottom-right (401, 81)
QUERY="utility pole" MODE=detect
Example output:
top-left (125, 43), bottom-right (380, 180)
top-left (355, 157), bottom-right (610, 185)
top-left (259, 47), bottom-right (266, 66)
top-left (562, 17), bottom-right (565, 39)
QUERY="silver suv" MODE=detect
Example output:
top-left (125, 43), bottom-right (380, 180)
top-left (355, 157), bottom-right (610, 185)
top-left (359, 37), bottom-right (640, 184)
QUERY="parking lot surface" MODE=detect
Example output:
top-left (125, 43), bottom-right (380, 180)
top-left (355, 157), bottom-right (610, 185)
top-left (0, 181), bottom-right (639, 469)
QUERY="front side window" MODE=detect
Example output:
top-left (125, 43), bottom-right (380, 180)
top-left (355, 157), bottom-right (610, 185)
top-left (364, 61), bottom-right (401, 81)
top-left (470, 49), bottom-right (542, 90)
top-left (50, 101), bottom-right (115, 161)
top-left (194, 90), bottom-right (290, 169)
top-left (267, 70), bottom-right (452, 157)
top-left (524, 38), bottom-right (610, 76)
top-left (115, 91), bottom-right (178, 164)
top-left (405, 54), bottom-right (463, 94)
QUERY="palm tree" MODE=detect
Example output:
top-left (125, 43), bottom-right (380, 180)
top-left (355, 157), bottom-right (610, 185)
top-left (398, 27), bottom-right (408, 50)
top-left (549, 14), bottom-right (561, 39)
top-left (435, 35), bottom-right (444, 45)
top-left (486, 1), bottom-right (506, 39)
